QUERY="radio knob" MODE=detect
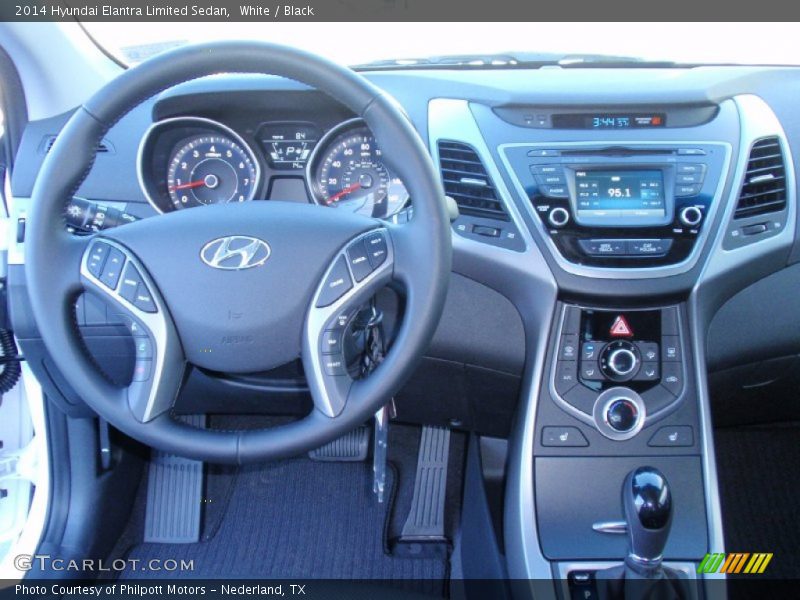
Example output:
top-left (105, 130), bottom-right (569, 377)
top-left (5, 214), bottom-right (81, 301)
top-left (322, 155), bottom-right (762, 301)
top-left (548, 207), bottom-right (570, 228)
top-left (679, 206), bottom-right (703, 228)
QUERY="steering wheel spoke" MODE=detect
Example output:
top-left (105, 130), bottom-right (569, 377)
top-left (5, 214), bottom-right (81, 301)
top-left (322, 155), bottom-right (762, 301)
top-left (80, 238), bottom-right (185, 423)
top-left (303, 228), bottom-right (394, 417)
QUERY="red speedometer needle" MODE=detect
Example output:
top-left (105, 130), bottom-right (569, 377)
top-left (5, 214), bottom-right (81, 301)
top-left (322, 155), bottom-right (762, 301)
top-left (169, 180), bottom-right (206, 191)
top-left (326, 182), bottom-right (362, 205)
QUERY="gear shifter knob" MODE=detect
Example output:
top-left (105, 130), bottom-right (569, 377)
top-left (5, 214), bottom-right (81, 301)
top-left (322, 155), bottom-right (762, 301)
top-left (623, 466), bottom-right (672, 566)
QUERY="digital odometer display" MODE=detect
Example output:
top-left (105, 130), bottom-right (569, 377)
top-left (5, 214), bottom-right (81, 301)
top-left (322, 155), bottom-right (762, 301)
top-left (551, 113), bottom-right (666, 129)
top-left (575, 170), bottom-right (665, 220)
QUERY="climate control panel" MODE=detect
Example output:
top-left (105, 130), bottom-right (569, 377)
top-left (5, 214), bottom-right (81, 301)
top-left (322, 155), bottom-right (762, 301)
top-left (551, 306), bottom-right (686, 441)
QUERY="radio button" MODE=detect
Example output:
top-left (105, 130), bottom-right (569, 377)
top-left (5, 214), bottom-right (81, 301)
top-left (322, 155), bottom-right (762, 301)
top-left (627, 239), bottom-right (672, 256)
top-left (676, 163), bottom-right (706, 175)
top-left (531, 165), bottom-right (562, 176)
top-left (527, 149), bottom-right (560, 157)
top-left (536, 174), bottom-right (567, 186)
top-left (675, 184), bottom-right (703, 197)
top-left (540, 185), bottom-right (569, 199)
top-left (578, 239), bottom-right (626, 256)
top-left (676, 173), bottom-right (704, 185)
top-left (677, 148), bottom-right (706, 156)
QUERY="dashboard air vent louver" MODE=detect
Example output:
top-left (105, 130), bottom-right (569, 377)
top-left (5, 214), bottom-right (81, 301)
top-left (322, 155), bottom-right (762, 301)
top-left (43, 135), bottom-right (111, 154)
top-left (734, 136), bottom-right (786, 219)
top-left (437, 140), bottom-right (510, 221)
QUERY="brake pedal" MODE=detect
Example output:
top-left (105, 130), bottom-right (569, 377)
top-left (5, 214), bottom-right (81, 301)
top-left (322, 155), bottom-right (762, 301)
top-left (144, 415), bottom-right (205, 544)
top-left (309, 426), bottom-right (370, 462)
top-left (396, 426), bottom-right (450, 556)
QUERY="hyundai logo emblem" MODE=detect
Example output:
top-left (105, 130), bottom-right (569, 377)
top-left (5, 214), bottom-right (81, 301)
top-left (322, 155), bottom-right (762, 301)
top-left (200, 236), bottom-right (271, 270)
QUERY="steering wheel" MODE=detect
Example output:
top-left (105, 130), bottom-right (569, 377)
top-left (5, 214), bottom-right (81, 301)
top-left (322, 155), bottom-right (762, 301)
top-left (26, 42), bottom-right (451, 463)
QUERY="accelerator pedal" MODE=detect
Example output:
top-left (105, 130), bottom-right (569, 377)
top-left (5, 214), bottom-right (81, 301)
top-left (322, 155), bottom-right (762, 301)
top-left (396, 426), bottom-right (451, 557)
top-left (309, 425), bottom-right (370, 462)
top-left (143, 414), bottom-right (205, 543)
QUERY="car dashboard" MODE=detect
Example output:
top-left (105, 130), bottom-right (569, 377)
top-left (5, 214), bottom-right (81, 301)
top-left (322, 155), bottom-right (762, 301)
top-left (6, 64), bottom-right (800, 591)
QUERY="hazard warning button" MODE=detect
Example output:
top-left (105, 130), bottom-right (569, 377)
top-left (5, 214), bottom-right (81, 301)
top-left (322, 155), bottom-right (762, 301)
top-left (609, 315), bottom-right (634, 338)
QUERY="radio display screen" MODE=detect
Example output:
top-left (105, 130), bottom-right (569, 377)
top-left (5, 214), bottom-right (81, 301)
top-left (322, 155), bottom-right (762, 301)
top-left (574, 169), bottom-right (666, 220)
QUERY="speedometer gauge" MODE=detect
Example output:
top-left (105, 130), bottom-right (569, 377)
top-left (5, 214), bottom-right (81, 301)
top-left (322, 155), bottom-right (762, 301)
top-left (167, 134), bottom-right (258, 210)
top-left (308, 120), bottom-right (409, 218)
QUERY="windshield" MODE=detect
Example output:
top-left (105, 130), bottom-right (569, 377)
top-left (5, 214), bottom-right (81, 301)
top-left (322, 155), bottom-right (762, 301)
top-left (84, 22), bottom-right (800, 67)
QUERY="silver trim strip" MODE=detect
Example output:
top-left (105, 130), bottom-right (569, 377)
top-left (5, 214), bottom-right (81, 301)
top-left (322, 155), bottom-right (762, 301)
top-left (592, 521), bottom-right (628, 535)
top-left (136, 116), bottom-right (262, 214)
top-left (497, 137), bottom-right (733, 279)
top-left (689, 95), bottom-right (798, 594)
top-left (302, 228), bottom-right (394, 418)
top-left (79, 238), bottom-right (184, 423)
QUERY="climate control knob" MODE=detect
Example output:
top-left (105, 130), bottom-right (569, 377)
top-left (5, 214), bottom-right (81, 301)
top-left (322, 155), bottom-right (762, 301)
top-left (548, 207), bottom-right (570, 228)
top-left (593, 387), bottom-right (646, 441)
top-left (600, 340), bottom-right (641, 382)
top-left (679, 206), bottom-right (703, 228)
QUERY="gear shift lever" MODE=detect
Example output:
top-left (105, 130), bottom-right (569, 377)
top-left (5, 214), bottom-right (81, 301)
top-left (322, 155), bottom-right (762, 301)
top-left (595, 467), bottom-right (689, 600)
top-left (623, 466), bottom-right (673, 571)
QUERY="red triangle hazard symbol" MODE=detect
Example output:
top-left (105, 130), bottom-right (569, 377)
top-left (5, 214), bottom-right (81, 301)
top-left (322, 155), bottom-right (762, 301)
top-left (610, 315), bottom-right (633, 338)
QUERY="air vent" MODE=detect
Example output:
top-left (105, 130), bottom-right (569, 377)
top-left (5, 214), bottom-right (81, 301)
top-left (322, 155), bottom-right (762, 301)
top-left (734, 137), bottom-right (787, 219)
top-left (437, 140), bottom-right (509, 221)
top-left (43, 135), bottom-right (112, 154)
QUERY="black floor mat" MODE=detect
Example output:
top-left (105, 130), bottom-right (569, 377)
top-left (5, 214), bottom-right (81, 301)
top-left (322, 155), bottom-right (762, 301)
top-left (714, 425), bottom-right (800, 579)
top-left (120, 458), bottom-right (447, 594)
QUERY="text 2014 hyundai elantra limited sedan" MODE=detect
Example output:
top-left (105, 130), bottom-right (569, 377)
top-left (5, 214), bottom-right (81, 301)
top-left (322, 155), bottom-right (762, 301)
top-left (0, 20), bottom-right (798, 600)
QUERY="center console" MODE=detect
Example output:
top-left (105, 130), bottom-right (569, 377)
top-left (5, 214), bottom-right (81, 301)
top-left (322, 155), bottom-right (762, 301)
top-left (537, 303), bottom-right (707, 597)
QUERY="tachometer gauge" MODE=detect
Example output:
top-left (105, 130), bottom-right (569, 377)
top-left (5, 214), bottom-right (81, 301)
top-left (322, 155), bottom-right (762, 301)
top-left (167, 134), bottom-right (258, 209)
top-left (308, 120), bottom-right (409, 218)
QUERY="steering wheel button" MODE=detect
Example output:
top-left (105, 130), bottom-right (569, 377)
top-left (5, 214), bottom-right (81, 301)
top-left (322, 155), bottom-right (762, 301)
top-left (87, 242), bottom-right (110, 277)
top-left (134, 337), bottom-right (154, 360)
top-left (364, 232), bottom-right (388, 268)
top-left (323, 356), bottom-right (347, 376)
top-left (346, 240), bottom-right (373, 282)
top-left (132, 360), bottom-right (152, 382)
top-left (99, 247), bottom-right (125, 289)
top-left (316, 256), bottom-right (353, 307)
top-left (321, 330), bottom-right (342, 355)
top-left (119, 262), bottom-right (144, 303)
top-left (134, 286), bottom-right (157, 313)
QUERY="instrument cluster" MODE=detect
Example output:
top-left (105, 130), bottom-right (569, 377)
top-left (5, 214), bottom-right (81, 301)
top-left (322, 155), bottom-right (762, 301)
top-left (138, 116), bottom-right (410, 219)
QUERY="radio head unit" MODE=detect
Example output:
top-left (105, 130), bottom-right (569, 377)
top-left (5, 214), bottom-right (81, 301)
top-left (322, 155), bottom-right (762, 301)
top-left (502, 143), bottom-right (730, 269)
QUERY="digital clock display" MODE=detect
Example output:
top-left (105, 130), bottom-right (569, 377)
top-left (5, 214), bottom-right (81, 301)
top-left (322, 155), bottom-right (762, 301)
top-left (574, 169), bottom-right (665, 220)
top-left (551, 113), bottom-right (666, 129)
